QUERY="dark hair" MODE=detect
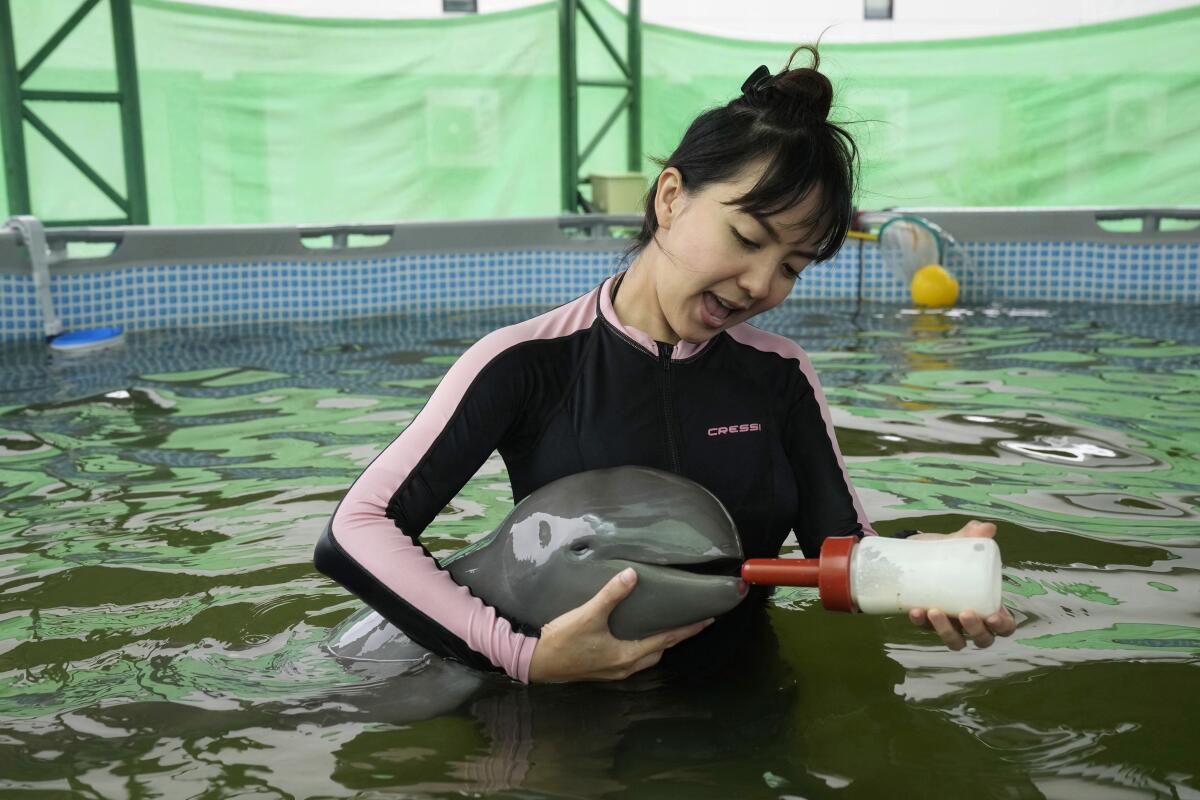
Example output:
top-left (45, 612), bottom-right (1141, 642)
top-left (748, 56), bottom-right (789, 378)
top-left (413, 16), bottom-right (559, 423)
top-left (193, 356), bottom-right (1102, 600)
top-left (628, 45), bottom-right (858, 264)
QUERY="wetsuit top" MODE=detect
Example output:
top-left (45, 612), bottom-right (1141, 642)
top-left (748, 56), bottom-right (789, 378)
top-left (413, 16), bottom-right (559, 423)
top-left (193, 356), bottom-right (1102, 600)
top-left (314, 272), bottom-right (877, 683)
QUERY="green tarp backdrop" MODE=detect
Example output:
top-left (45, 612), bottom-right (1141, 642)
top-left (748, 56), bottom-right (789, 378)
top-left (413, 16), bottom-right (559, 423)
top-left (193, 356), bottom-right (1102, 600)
top-left (3, 0), bottom-right (1198, 225)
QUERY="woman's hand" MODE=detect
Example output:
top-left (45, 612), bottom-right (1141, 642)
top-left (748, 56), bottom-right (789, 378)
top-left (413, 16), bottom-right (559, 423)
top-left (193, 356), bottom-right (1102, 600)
top-left (905, 520), bottom-right (1017, 650)
top-left (527, 567), bottom-right (714, 683)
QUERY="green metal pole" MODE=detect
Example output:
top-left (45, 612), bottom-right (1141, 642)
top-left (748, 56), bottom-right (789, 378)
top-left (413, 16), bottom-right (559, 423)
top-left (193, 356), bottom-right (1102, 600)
top-left (559, 0), bottom-right (578, 212)
top-left (0, 0), bottom-right (31, 215)
top-left (22, 106), bottom-right (128, 211)
top-left (626, 0), bottom-right (641, 174)
top-left (580, 94), bottom-right (631, 167)
top-left (577, 1), bottom-right (627, 78)
top-left (110, 0), bottom-right (148, 224)
top-left (19, 0), bottom-right (101, 83)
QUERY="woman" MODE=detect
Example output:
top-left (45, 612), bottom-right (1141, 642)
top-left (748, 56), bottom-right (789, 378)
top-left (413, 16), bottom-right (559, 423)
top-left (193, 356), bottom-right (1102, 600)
top-left (314, 46), bottom-right (1015, 685)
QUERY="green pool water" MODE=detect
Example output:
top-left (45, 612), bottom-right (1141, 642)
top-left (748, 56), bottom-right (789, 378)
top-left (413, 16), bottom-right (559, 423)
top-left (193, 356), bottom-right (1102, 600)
top-left (1, 301), bottom-right (1197, 798)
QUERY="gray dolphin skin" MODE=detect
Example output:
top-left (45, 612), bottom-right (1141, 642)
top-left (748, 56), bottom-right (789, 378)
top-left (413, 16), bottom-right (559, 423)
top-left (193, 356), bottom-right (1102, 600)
top-left (328, 465), bottom-right (748, 665)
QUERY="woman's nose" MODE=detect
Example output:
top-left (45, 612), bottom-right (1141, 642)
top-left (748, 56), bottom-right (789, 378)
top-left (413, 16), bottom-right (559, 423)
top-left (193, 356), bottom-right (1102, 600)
top-left (736, 261), bottom-right (773, 300)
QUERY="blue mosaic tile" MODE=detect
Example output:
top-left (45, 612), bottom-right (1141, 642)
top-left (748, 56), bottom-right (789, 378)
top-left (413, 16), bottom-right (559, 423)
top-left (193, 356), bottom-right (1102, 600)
top-left (1, 240), bottom-right (1197, 341)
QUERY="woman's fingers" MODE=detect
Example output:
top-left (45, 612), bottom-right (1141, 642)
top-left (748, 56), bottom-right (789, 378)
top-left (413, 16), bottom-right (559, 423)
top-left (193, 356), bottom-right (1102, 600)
top-left (587, 567), bottom-right (639, 616)
top-left (914, 605), bottom-right (1017, 650)
top-left (602, 618), bottom-right (715, 680)
top-left (986, 606), bottom-right (1018, 637)
top-left (926, 608), bottom-right (966, 650)
top-left (640, 618), bottom-right (713, 652)
top-left (590, 619), bottom-right (711, 681)
top-left (954, 519), bottom-right (997, 538)
top-left (620, 649), bottom-right (664, 679)
top-left (958, 609), bottom-right (995, 648)
top-left (907, 519), bottom-right (999, 542)
top-left (528, 568), bottom-right (716, 683)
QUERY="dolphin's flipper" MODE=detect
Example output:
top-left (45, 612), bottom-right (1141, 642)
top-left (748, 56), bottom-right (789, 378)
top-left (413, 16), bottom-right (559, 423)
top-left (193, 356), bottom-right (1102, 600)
top-left (321, 606), bottom-right (491, 724)
top-left (327, 606), bottom-right (431, 666)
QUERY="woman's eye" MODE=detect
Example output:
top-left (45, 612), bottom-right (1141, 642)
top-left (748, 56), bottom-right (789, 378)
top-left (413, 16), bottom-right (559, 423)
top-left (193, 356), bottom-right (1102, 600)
top-left (731, 228), bottom-right (758, 249)
top-left (732, 225), bottom-right (802, 278)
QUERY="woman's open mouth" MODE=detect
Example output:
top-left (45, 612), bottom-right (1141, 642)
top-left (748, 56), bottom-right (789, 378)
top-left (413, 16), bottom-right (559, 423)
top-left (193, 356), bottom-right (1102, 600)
top-left (700, 291), bottom-right (740, 328)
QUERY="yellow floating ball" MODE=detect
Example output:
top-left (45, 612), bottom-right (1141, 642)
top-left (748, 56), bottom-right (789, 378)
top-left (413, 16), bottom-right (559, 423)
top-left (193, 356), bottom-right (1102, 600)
top-left (911, 264), bottom-right (959, 307)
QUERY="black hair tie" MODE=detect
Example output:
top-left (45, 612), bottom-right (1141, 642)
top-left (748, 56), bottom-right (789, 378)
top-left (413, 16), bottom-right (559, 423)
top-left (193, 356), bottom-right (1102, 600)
top-left (740, 64), bottom-right (772, 100)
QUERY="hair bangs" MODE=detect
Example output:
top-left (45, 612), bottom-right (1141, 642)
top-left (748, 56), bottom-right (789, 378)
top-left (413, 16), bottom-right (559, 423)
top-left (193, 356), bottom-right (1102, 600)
top-left (729, 129), bottom-right (856, 263)
top-left (626, 46), bottom-right (859, 265)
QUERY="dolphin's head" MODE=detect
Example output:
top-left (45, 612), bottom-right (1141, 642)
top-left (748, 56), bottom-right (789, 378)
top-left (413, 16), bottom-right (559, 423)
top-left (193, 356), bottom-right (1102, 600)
top-left (446, 466), bottom-right (747, 639)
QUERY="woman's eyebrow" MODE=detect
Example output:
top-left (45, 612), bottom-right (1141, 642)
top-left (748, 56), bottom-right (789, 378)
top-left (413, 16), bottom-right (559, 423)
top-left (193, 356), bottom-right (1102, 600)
top-left (749, 213), bottom-right (820, 259)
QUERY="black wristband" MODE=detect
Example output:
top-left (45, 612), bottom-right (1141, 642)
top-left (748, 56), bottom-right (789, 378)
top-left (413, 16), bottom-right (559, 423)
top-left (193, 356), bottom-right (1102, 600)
top-left (892, 529), bottom-right (919, 539)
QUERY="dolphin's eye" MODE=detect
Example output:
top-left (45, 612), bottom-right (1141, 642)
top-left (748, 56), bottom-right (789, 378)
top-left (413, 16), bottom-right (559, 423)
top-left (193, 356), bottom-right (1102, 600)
top-left (570, 542), bottom-right (591, 555)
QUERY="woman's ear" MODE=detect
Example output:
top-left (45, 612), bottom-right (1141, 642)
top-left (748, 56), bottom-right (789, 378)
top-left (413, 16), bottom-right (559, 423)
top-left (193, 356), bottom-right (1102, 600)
top-left (653, 167), bottom-right (686, 231)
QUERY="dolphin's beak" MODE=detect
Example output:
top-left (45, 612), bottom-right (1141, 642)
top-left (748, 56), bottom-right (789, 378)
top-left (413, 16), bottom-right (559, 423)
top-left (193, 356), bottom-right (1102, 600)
top-left (607, 557), bottom-right (744, 586)
top-left (603, 558), bottom-right (749, 640)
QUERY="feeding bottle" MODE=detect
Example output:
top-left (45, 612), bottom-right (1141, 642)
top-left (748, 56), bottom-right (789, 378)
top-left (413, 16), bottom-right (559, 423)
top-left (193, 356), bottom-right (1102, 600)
top-left (742, 536), bottom-right (1002, 616)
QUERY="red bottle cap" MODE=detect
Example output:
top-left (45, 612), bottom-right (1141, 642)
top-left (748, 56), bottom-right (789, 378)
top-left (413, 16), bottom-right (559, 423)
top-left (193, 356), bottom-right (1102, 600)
top-left (818, 536), bottom-right (856, 612)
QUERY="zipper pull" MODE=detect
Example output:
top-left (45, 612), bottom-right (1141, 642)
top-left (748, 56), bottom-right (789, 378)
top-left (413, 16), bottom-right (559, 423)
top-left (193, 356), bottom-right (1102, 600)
top-left (657, 341), bottom-right (673, 366)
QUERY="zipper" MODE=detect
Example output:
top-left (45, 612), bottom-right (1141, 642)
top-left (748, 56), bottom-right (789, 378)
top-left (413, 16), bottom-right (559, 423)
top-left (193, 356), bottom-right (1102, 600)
top-left (657, 342), bottom-right (683, 473)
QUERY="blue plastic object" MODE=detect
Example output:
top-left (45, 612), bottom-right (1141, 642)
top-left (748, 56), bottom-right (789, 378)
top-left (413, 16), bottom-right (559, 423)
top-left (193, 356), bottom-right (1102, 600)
top-left (49, 326), bottom-right (125, 353)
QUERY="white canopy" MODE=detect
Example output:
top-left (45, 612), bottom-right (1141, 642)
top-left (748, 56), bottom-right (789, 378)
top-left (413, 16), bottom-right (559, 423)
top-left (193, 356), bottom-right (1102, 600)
top-left (165, 0), bottom-right (1196, 42)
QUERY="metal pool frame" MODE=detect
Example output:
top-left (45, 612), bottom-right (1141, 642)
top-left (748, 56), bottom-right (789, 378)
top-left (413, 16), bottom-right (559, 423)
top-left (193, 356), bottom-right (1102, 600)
top-left (0, 207), bottom-right (1197, 342)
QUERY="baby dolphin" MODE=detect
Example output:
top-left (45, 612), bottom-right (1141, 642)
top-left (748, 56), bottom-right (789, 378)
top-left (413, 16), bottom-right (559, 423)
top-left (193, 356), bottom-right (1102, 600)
top-left (328, 465), bottom-right (747, 666)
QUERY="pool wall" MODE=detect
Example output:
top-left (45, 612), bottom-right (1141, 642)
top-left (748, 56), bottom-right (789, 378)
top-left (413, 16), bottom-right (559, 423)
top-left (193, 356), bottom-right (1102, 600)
top-left (1, 208), bottom-right (1197, 341)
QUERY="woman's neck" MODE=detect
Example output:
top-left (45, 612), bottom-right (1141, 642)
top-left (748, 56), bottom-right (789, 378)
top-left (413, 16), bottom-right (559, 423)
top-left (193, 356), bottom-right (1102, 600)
top-left (612, 252), bottom-right (679, 345)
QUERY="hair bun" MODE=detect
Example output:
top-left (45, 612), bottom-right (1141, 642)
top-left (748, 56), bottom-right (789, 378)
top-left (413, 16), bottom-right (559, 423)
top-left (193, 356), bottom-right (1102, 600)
top-left (769, 68), bottom-right (833, 122)
top-left (739, 44), bottom-right (833, 124)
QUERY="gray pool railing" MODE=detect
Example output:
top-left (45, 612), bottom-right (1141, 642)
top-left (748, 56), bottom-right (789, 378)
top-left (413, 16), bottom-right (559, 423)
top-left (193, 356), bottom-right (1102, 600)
top-left (1, 207), bottom-right (1197, 342)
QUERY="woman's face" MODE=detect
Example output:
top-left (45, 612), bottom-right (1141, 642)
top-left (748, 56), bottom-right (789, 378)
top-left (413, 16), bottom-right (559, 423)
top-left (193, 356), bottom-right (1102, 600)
top-left (648, 164), bottom-right (828, 344)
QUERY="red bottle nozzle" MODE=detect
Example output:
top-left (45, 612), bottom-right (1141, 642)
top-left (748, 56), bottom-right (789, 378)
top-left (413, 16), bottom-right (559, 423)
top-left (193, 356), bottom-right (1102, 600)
top-left (740, 557), bottom-right (819, 586)
top-left (740, 536), bottom-right (857, 612)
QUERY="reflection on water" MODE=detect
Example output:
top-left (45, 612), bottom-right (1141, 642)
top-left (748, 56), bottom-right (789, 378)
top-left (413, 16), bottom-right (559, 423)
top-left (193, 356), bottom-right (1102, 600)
top-left (1, 301), bottom-right (1198, 797)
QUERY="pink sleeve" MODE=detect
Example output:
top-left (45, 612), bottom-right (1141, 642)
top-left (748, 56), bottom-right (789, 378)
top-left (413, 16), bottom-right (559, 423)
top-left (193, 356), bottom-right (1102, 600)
top-left (323, 288), bottom-right (600, 682)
